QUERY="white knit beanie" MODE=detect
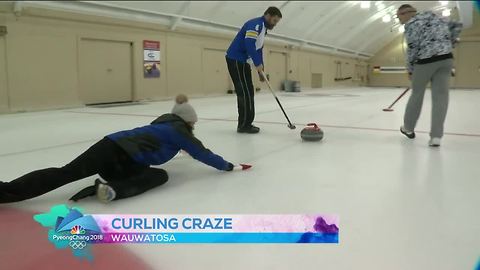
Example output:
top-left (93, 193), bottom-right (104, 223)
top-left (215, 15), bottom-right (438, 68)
top-left (171, 94), bottom-right (198, 123)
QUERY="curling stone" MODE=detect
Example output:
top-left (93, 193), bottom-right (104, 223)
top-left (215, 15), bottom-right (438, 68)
top-left (300, 123), bottom-right (324, 142)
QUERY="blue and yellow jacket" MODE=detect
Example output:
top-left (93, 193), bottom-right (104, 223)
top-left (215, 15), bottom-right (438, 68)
top-left (226, 16), bottom-right (267, 67)
top-left (106, 114), bottom-right (231, 171)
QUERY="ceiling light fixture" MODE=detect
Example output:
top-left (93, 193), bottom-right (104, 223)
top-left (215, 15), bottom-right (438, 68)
top-left (382, 14), bottom-right (391, 23)
top-left (377, 2), bottom-right (386, 11)
top-left (360, 1), bottom-right (371, 9)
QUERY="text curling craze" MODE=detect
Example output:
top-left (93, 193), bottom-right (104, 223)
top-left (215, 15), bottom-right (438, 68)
top-left (111, 217), bottom-right (234, 230)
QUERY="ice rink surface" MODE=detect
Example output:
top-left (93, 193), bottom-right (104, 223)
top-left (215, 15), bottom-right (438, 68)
top-left (1, 87), bottom-right (479, 270)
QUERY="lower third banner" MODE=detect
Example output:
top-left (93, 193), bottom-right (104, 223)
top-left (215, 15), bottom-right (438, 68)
top-left (34, 205), bottom-right (339, 260)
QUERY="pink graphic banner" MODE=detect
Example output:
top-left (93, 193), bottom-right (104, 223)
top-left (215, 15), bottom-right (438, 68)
top-left (92, 214), bottom-right (339, 233)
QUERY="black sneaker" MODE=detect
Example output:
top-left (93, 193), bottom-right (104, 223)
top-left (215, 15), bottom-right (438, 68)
top-left (237, 125), bottom-right (260, 134)
top-left (0, 182), bottom-right (16, 203)
top-left (69, 178), bottom-right (109, 202)
top-left (400, 126), bottom-right (415, 139)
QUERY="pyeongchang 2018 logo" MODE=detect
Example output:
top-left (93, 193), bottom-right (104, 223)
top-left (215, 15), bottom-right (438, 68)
top-left (33, 204), bottom-right (103, 261)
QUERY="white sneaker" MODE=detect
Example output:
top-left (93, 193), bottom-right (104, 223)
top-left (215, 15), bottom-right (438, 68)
top-left (96, 181), bottom-right (116, 203)
top-left (429, 138), bottom-right (441, 147)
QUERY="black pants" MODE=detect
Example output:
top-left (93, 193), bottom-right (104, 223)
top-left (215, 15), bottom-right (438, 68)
top-left (0, 138), bottom-right (168, 203)
top-left (226, 57), bottom-right (255, 129)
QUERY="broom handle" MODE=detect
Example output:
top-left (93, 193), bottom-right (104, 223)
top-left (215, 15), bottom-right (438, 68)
top-left (387, 87), bottom-right (410, 109)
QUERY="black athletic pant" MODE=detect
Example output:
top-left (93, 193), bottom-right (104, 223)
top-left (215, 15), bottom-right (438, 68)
top-left (0, 138), bottom-right (168, 203)
top-left (226, 57), bottom-right (255, 129)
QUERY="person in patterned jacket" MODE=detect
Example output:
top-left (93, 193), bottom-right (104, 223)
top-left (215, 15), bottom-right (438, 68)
top-left (396, 4), bottom-right (462, 147)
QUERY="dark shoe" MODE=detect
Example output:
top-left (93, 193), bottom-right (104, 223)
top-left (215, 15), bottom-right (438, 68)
top-left (237, 125), bottom-right (260, 134)
top-left (69, 178), bottom-right (106, 202)
top-left (0, 182), bottom-right (17, 203)
top-left (400, 126), bottom-right (415, 139)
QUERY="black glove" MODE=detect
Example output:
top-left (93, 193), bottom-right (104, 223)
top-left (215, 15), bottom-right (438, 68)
top-left (226, 163), bottom-right (234, 171)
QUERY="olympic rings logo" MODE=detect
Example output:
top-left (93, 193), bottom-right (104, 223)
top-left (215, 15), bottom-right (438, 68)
top-left (69, 241), bottom-right (87, 250)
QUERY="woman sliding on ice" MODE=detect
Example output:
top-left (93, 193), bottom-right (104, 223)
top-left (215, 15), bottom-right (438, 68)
top-left (0, 95), bottom-right (251, 204)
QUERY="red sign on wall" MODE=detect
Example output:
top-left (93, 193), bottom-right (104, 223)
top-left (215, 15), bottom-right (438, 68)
top-left (143, 40), bottom-right (160, 50)
top-left (143, 40), bottom-right (160, 78)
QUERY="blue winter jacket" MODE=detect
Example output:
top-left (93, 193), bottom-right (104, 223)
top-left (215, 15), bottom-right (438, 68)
top-left (106, 114), bottom-right (231, 170)
top-left (226, 16), bottom-right (266, 67)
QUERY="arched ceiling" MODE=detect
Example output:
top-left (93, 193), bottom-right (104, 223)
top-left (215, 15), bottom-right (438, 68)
top-left (17, 1), bottom-right (458, 58)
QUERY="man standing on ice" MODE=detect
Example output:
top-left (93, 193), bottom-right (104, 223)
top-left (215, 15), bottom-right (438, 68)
top-left (226, 6), bottom-right (283, 134)
top-left (397, 4), bottom-right (462, 147)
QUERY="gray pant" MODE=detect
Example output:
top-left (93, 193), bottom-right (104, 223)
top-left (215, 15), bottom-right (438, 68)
top-left (404, 58), bottom-right (453, 138)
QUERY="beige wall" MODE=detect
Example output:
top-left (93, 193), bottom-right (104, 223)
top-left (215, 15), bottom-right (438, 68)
top-left (6, 20), bottom-right (80, 111)
top-left (0, 6), bottom-right (368, 113)
top-left (271, 49), bottom-right (368, 89)
top-left (166, 33), bottom-right (233, 97)
top-left (0, 2), bottom-right (12, 13)
top-left (0, 36), bottom-right (8, 113)
top-left (369, 11), bottom-right (480, 88)
top-left (2, 11), bottom-right (170, 110)
top-left (461, 10), bottom-right (480, 38)
top-left (0, 10), bottom-right (8, 113)
top-left (368, 35), bottom-right (411, 88)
